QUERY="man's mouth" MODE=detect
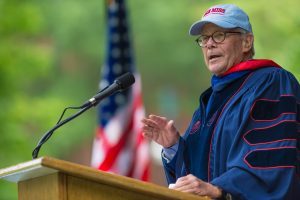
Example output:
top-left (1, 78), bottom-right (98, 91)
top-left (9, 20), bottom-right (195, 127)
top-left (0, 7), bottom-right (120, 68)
top-left (208, 55), bottom-right (222, 61)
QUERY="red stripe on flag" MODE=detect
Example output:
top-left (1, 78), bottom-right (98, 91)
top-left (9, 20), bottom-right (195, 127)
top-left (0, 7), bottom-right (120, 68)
top-left (98, 113), bottom-right (134, 171)
top-left (125, 92), bottom-right (150, 180)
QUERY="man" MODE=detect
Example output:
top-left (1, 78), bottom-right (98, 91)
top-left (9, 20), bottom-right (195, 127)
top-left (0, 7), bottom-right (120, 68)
top-left (142, 4), bottom-right (300, 200)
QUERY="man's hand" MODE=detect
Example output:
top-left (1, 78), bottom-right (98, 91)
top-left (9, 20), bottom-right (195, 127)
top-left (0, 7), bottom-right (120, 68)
top-left (170, 174), bottom-right (222, 198)
top-left (141, 114), bottom-right (180, 148)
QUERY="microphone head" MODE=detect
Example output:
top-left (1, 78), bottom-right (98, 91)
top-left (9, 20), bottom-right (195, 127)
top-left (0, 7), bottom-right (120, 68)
top-left (115, 72), bottom-right (135, 90)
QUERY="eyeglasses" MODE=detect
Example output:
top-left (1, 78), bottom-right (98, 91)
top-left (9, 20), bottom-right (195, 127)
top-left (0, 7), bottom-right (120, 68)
top-left (195, 31), bottom-right (244, 47)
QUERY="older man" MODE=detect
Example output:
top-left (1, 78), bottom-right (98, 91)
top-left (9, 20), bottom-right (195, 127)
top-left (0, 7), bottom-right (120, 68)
top-left (142, 4), bottom-right (300, 200)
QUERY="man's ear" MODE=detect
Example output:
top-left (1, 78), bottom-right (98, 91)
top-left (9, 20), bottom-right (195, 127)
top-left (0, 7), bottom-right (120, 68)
top-left (242, 33), bottom-right (254, 52)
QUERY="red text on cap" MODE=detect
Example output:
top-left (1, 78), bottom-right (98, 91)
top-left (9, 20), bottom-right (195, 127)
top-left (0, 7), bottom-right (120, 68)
top-left (203, 8), bottom-right (225, 17)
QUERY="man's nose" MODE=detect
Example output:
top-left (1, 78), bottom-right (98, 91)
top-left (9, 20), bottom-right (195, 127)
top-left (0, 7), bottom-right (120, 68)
top-left (205, 37), bottom-right (216, 48)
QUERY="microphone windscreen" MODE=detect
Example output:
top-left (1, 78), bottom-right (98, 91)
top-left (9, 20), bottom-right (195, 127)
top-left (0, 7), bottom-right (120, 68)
top-left (115, 72), bottom-right (135, 90)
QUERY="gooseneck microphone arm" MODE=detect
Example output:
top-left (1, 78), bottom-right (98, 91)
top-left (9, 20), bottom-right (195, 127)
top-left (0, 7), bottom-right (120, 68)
top-left (32, 104), bottom-right (92, 159)
top-left (32, 72), bottom-right (135, 159)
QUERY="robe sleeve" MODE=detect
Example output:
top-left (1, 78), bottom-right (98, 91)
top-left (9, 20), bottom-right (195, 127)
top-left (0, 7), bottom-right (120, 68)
top-left (210, 68), bottom-right (300, 200)
top-left (161, 108), bottom-right (201, 184)
top-left (162, 137), bottom-right (186, 184)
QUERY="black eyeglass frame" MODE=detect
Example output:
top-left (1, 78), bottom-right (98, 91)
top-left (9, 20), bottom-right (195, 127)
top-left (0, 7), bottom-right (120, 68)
top-left (195, 31), bottom-right (244, 47)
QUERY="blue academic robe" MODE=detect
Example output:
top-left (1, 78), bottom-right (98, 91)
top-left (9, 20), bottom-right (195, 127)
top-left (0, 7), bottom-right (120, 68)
top-left (163, 63), bottom-right (300, 200)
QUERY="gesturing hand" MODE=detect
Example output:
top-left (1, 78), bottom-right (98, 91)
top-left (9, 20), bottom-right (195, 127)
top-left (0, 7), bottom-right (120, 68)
top-left (141, 114), bottom-right (180, 148)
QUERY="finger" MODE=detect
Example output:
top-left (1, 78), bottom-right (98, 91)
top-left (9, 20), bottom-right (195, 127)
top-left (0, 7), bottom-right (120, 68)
top-left (141, 118), bottom-right (153, 126)
top-left (178, 181), bottom-right (207, 195)
top-left (173, 181), bottom-right (204, 195)
top-left (141, 118), bottom-right (160, 128)
top-left (172, 178), bottom-right (190, 190)
top-left (149, 115), bottom-right (167, 124)
top-left (149, 115), bottom-right (168, 126)
top-left (142, 131), bottom-right (153, 140)
top-left (166, 120), bottom-right (177, 132)
top-left (175, 174), bottom-right (191, 184)
top-left (173, 184), bottom-right (192, 192)
top-left (142, 126), bottom-right (162, 141)
top-left (142, 125), bottom-right (159, 133)
top-left (173, 174), bottom-right (199, 189)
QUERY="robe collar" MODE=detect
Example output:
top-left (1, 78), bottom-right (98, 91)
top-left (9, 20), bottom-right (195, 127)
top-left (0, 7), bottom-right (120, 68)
top-left (211, 59), bottom-right (281, 91)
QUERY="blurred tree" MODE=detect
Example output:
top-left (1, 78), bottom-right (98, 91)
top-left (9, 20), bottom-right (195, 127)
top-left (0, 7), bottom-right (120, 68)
top-left (0, 0), bottom-right (103, 198)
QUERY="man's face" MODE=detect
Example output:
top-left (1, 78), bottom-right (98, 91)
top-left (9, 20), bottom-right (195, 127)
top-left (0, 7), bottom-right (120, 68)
top-left (200, 23), bottom-right (248, 76)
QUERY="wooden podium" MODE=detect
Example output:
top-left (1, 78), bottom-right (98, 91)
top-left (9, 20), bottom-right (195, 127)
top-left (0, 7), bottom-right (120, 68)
top-left (0, 157), bottom-right (209, 200)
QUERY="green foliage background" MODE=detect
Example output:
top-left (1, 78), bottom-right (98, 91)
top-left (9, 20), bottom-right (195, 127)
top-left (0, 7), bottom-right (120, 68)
top-left (0, 0), bottom-right (299, 199)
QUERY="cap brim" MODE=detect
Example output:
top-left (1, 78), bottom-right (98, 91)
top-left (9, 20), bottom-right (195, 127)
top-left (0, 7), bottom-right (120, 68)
top-left (189, 19), bottom-right (238, 35)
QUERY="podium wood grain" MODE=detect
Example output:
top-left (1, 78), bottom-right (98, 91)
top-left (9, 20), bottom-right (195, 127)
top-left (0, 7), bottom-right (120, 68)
top-left (0, 157), bottom-right (210, 200)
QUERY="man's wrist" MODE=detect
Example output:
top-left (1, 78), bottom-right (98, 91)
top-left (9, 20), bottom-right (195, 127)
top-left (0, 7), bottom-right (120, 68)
top-left (216, 188), bottom-right (232, 200)
top-left (162, 139), bottom-right (180, 163)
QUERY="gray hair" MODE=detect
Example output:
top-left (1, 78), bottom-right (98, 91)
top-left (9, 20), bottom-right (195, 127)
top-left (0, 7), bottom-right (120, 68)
top-left (235, 28), bottom-right (255, 59)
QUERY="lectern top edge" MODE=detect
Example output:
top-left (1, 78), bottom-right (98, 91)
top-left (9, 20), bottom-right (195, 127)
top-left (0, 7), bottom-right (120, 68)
top-left (0, 157), bottom-right (57, 183)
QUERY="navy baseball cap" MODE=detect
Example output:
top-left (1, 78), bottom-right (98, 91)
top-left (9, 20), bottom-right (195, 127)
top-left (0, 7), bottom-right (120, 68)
top-left (189, 4), bottom-right (252, 35)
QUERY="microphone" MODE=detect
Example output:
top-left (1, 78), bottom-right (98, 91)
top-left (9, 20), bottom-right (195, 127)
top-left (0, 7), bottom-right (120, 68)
top-left (32, 72), bottom-right (135, 159)
top-left (85, 72), bottom-right (135, 107)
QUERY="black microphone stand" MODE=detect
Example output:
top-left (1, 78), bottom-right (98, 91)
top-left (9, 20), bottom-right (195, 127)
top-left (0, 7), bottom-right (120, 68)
top-left (32, 103), bottom-right (93, 159)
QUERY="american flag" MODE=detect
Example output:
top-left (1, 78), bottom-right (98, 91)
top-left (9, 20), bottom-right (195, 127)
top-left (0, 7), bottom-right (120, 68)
top-left (91, 0), bottom-right (150, 181)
